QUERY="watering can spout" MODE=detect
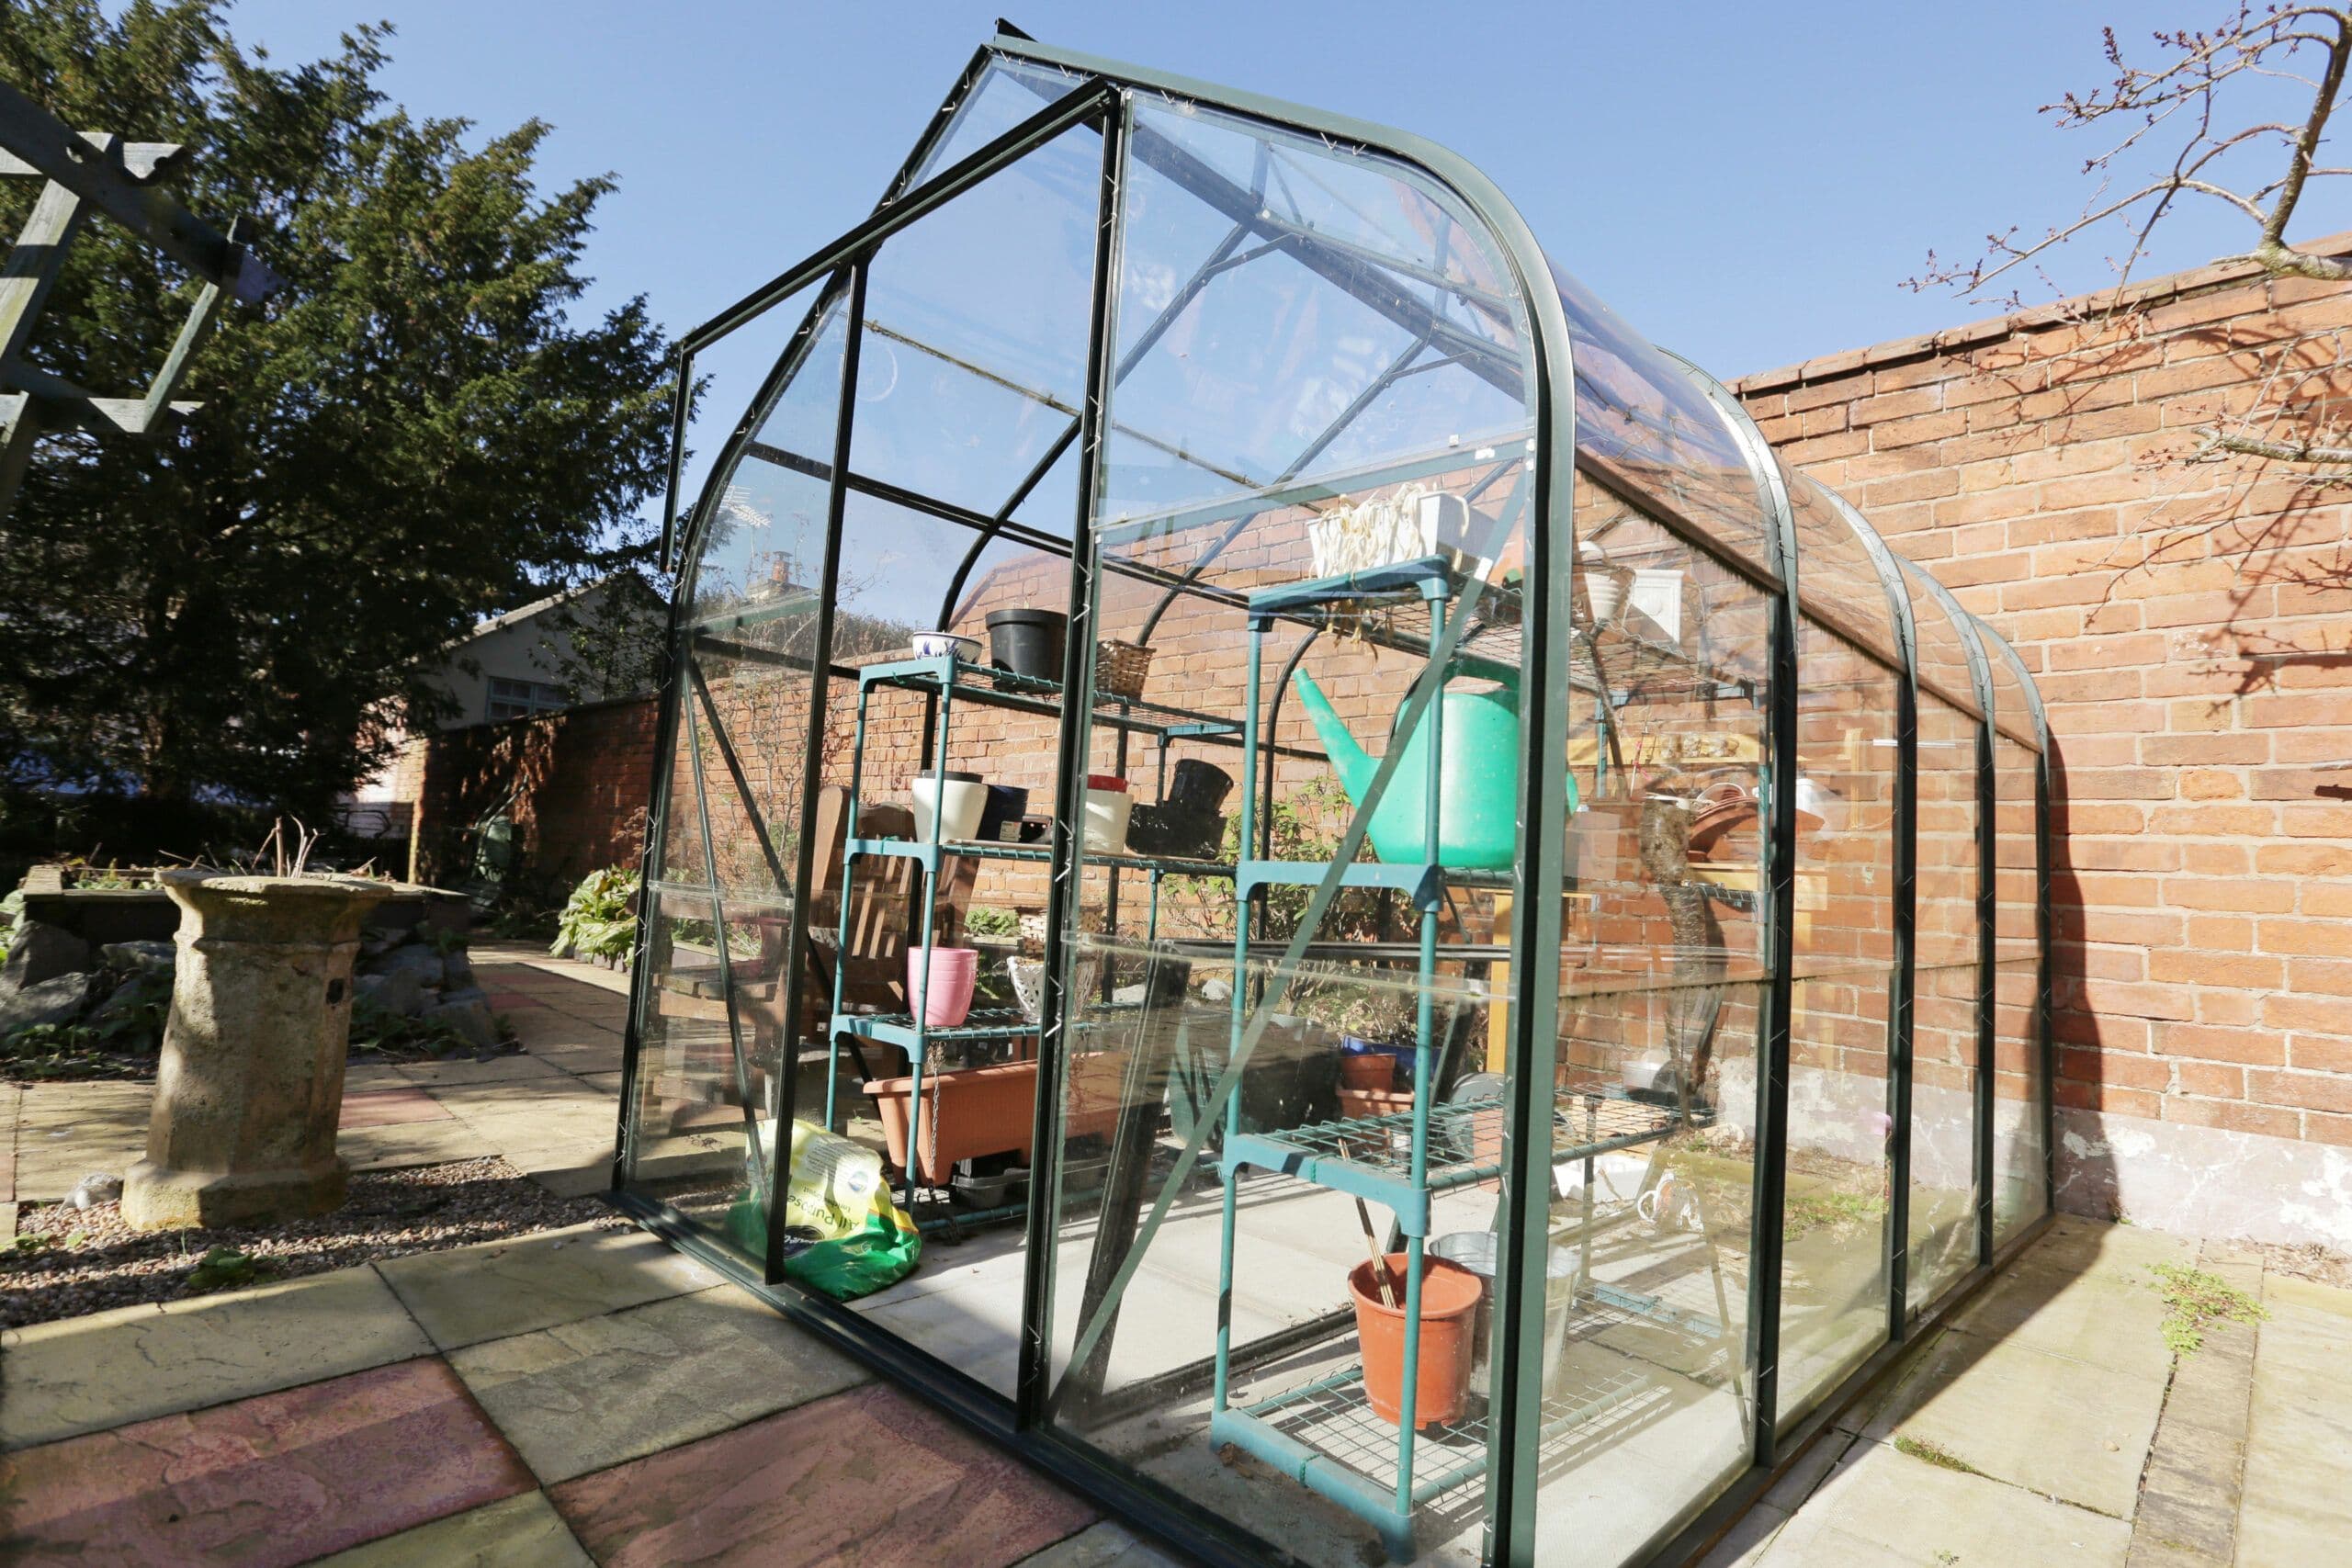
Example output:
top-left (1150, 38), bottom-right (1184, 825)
top-left (1290, 669), bottom-right (1376, 802)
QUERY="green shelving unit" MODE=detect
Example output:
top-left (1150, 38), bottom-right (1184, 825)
top-left (1202, 556), bottom-right (1734, 1561)
top-left (821, 651), bottom-right (1243, 1222)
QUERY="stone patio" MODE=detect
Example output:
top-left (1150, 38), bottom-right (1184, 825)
top-left (6, 945), bottom-right (2348, 1564)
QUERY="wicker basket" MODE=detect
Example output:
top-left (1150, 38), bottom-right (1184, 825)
top-left (1096, 638), bottom-right (1153, 700)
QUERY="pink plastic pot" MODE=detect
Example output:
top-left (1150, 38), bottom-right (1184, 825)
top-left (907, 945), bottom-right (979, 1028)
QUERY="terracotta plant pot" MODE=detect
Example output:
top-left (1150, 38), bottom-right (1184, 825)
top-left (1338, 1085), bottom-right (1416, 1122)
top-left (863, 1052), bottom-right (1128, 1186)
top-left (1341, 1054), bottom-right (1396, 1091)
top-left (1350, 1252), bottom-right (1483, 1428)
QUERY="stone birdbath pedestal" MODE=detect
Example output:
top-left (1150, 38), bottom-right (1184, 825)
top-left (122, 870), bottom-right (391, 1231)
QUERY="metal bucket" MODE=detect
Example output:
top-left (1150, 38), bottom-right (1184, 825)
top-left (1428, 1230), bottom-right (1580, 1400)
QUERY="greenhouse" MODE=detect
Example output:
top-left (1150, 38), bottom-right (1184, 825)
top-left (614, 29), bottom-right (2050, 1568)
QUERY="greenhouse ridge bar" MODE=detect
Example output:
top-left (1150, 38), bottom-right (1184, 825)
top-left (611, 29), bottom-right (2052, 1568)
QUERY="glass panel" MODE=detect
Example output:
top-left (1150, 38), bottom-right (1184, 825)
top-left (1989, 709), bottom-right (2044, 1245)
top-left (1038, 93), bottom-right (1539, 1564)
top-left (910, 55), bottom-right (1088, 183)
top-left (851, 122), bottom-right (1101, 522)
top-left (1778, 619), bottom-right (1901, 1424)
top-left (684, 294), bottom-right (848, 629)
top-left (625, 885), bottom-right (786, 1263)
top-left (1907, 564), bottom-right (1983, 1310)
top-left (1526, 467), bottom-right (1770, 1565)
top-left (673, 287), bottom-right (839, 555)
top-left (1783, 468), bottom-right (1901, 669)
top-left (1097, 95), bottom-right (1533, 526)
top-left (1554, 262), bottom-right (1771, 574)
top-left (781, 138), bottom-right (1100, 1393)
top-left (627, 278), bottom-right (842, 1243)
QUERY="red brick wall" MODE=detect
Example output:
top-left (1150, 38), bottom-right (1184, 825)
top-left (1734, 238), bottom-right (2352, 1235)
top-left (409, 694), bottom-right (659, 891)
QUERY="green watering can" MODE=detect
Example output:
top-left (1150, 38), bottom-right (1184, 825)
top-left (1291, 669), bottom-right (1553, 870)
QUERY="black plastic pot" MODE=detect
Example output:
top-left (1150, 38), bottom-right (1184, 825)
top-left (1168, 759), bottom-right (1235, 814)
top-left (985, 607), bottom-right (1068, 680)
top-left (977, 784), bottom-right (1029, 843)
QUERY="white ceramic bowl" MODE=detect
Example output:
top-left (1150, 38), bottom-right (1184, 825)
top-left (912, 632), bottom-right (981, 661)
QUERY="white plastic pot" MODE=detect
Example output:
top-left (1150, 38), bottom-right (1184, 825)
top-left (1082, 773), bottom-right (1133, 853)
top-left (910, 769), bottom-right (987, 843)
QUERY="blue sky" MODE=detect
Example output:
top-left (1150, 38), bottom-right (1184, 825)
top-left (211, 1), bottom-right (2271, 467)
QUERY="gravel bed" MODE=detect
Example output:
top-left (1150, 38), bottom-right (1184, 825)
top-left (2, 1156), bottom-right (629, 1329)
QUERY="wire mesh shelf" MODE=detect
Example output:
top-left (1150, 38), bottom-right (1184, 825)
top-left (1246, 555), bottom-right (1524, 681)
top-left (1230, 1089), bottom-right (1685, 1192)
top-left (834, 1007), bottom-right (1040, 1051)
top-left (857, 653), bottom-right (1245, 739)
top-left (1217, 1293), bottom-right (1719, 1515)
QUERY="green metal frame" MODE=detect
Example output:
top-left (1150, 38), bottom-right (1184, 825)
top-left (614, 27), bottom-right (2059, 1568)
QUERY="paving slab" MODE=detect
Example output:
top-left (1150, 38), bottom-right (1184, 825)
top-left (507, 1148), bottom-right (612, 1199)
top-left (11, 1081), bottom-right (152, 1201)
top-left (1694, 1502), bottom-right (1787, 1568)
top-left (0, 1357), bottom-right (532, 1567)
top-left (393, 1054), bottom-right (563, 1087)
top-left (1759, 1438), bottom-right (2131, 1565)
top-left (427, 1074), bottom-right (606, 1119)
top-left (449, 1284), bottom-right (869, 1483)
top-left (1, 1262), bottom-right (433, 1450)
top-left (447, 1100), bottom-right (617, 1145)
top-left (2238, 1280), bottom-right (2352, 1565)
top-left (507, 1012), bottom-right (596, 1050)
top-left (313, 1489), bottom-right (594, 1567)
top-left (1013, 1520), bottom-right (1186, 1567)
top-left (1948, 1248), bottom-right (2177, 1380)
top-left (532, 1041), bottom-right (626, 1075)
top-left (1860, 1325), bottom-right (2166, 1519)
top-left (579, 1071), bottom-right (625, 1096)
top-left (339, 1116), bottom-right (498, 1172)
top-left (485, 990), bottom-right (554, 1010)
top-left (339, 1087), bottom-right (454, 1130)
top-left (374, 1223), bottom-right (721, 1350)
top-left (2009, 1214), bottom-right (2195, 1286)
top-left (548, 1382), bottom-right (1095, 1568)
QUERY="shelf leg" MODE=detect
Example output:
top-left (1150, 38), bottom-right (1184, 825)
top-left (1214, 623), bottom-right (1265, 1420)
top-left (828, 681), bottom-right (875, 1134)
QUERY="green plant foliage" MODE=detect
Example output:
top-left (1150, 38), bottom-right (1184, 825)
top-left (1893, 1435), bottom-right (1983, 1476)
top-left (185, 1245), bottom-right (266, 1293)
top-left (0, 4), bottom-right (674, 813)
top-left (345, 989), bottom-right (498, 1060)
top-left (553, 867), bottom-right (639, 964)
top-left (963, 906), bottom-right (1018, 939)
top-left (2150, 1262), bottom-right (2267, 1356)
top-left (0, 886), bottom-right (23, 968)
top-left (1163, 776), bottom-right (1399, 1027)
top-left (418, 924), bottom-right (468, 957)
top-left (1785, 1188), bottom-right (1887, 1238)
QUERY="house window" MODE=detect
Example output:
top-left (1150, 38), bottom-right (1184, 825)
top-left (487, 677), bottom-right (568, 722)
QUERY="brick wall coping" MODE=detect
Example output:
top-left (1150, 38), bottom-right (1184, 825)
top-left (1730, 229), bottom-right (2352, 398)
